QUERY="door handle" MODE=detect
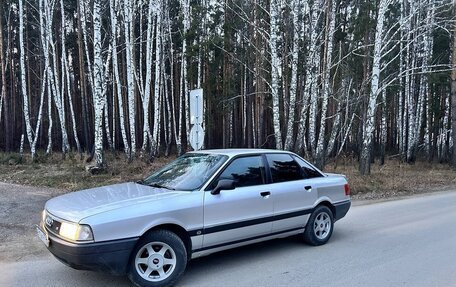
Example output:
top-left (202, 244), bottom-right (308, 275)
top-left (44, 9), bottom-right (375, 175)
top-left (260, 191), bottom-right (271, 197)
top-left (304, 186), bottom-right (312, 192)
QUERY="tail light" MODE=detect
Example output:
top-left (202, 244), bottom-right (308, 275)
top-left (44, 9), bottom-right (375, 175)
top-left (344, 183), bottom-right (350, 196)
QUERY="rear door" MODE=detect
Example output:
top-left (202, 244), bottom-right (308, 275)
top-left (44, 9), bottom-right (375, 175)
top-left (265, 153), bottom-right (320, 233)
top-left (202, 155), bottom-right (273, 248)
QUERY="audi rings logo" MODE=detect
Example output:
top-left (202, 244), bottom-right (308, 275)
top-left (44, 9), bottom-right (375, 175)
top-left (45, 216), bottom-right (53, 227)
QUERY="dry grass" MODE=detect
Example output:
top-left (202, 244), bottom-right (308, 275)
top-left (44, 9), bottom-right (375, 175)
top-left (0, 151), bottom-right (455, 200)
top-left (325, 157), bottom-right (456, 200)
top-left (0, 151), bottom-right (175, 191)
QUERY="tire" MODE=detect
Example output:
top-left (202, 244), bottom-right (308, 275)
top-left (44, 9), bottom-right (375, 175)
top-left (128, 229), bottom-right (187, 287)
top-left (303, 205), bottom-right (334, 246)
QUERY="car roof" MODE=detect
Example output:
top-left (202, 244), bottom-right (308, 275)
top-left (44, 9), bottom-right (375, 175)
top-left (188, 148), bottom-right (294, 157)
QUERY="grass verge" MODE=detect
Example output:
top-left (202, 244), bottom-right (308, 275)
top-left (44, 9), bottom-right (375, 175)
top-left (0, 151), bottom-right (455, 200)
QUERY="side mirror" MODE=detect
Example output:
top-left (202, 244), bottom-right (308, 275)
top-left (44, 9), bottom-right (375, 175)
top-left (211, 179), bottom-right (235, 195)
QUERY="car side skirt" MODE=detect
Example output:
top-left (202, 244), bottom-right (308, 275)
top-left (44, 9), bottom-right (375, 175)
top-left (191, 227), bottom-right (304, 259)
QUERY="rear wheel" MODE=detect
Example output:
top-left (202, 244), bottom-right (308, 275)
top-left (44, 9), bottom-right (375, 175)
top-left (303, 205), bottom-right (334, 246)
top-left (128, 230), bottom-right (187, 287)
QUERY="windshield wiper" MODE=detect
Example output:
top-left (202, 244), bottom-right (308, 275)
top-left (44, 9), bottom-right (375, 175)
top-left (146, 183), bottom-right (176, 190)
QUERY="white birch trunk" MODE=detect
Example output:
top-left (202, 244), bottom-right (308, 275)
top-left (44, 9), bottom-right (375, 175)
top-left (102, 45), bottom-right (114, 151)
top-left (181, 0), bottom-right (190, 152)
top-left (380, 89), bottom-right (387, 164)
top-left (166, 10), bottom-right (178, 154)
top-left (41, 0), bottom-right (52, 154)
top-left (315, 0), bottom-right (337, 168)
top-left (152, 1), bottom-right (163, 155)
top-left (284, 0), bottom-right (301, 151)
top-left (359, 0), bottom-right (388, 175)
top-left (110, 0), bottom-right (131, 158)
top-left (49, 9), bottom-right (69, 154)
top-left (141, 0), bottom-right (157, 154)
top-left (124, 0), bottom-right (136, 156)
top-left (31, 71), bottom-right (47, 157)
top-left (79, 0), bottom-right (94, 90)
top-left (61, 0), bottom-right (81, 154)
top-left (43, 0), bottom-right (69, 154)
top-left (269, 0), bottom-right (283, 149)
top-left (177, 0), bottom-right (190, 154)
top-left (93, 0), bottom-right (105, 166)
top-left (18, 0), bottom-right (34, 155)
top-left (302, 0), bottom-right (322, 155)
top-left (46, 73), bottom-right (53, 154)
top-left (398, 0), bottom-right (405, 154)
top-left (326, 101), bottom-right (341, 157)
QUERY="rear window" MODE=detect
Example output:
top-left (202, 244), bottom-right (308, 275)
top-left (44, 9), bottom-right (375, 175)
top-left (266, 154), bottom-right (304, 183)
top-left (292, 156), bottom-right (323, 179)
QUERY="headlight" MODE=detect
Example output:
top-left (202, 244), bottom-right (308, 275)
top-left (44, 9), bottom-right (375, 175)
top-left (59, 222), bottom-right (94, 241)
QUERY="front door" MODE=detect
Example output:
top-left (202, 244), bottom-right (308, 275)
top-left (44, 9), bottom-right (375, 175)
top-left (202, 155), bottom-right (273, 249)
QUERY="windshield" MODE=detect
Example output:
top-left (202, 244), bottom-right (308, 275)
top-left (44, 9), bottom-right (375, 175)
top-left (142, 153), bottom-right (228, 191)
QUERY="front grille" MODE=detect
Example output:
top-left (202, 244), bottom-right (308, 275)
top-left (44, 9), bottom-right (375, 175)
top-left (44, 213), bottom-right (62, 237)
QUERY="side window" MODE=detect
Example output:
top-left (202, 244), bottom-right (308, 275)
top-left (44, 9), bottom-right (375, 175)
top-left (293, 156), bottom-right (323, 179)
top-left (266, 154), bottom-right (304, 183)
top-left (215, 156), bottom-right (266, 188)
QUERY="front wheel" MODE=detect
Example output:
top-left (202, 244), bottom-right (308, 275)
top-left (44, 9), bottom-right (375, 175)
top-left (128, 230), bottom-right (187, 287)
top-left (303, 205), bottom-right (334, 246)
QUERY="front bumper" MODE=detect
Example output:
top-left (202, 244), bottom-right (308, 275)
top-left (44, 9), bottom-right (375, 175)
top-left (38, 225), bottom-right (138, 275)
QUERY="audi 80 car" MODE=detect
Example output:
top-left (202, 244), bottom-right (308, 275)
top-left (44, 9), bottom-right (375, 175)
top-left (37, 149), bottom-right (351, 287)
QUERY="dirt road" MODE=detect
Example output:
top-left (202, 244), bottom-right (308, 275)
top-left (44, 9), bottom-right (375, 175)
top-left (0, 182), bottom-right (66, 262)
top-left (1, 188), bottom-right (456, 287)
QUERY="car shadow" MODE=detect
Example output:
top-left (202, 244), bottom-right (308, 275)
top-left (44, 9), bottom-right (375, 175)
top-left (81, 231), bottom-right (346, 287)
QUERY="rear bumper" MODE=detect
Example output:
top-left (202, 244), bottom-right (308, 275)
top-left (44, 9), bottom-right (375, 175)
top-left (334, 200), bottom-right (351, 222)
top-left (43, 227), bottom-right (138, 275)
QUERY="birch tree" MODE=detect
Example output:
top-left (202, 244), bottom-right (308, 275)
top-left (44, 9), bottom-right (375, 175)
top-left (177, 0), bottom-right (190, 155)
top-left (300, 0), bottom-right (323, 155)
top-left (151, 0), bottom-right (163, 155)
top-left (315, 0), bottom-right (337, 168)
top-left (61, 0), bottom-right (81, 154)
top-left (451, 1), bottom-right (456, 168)
top-left (0, 0), bottom-right (455, 176)
top-left (124, 0), bottom-right (136, 156)
top-left (18, 0), bottom-right (33, 153)
top-left (110, 0), bottom-right (131, 159)
top-left (93, 0), bottom-right (105, 167)
top-left (269, 0), bottom-right (283, 149)
top-left (284, 0), bottom-right (301, 151)
top-left (359, 0), bottom-right (389, 175)
top-left (140, 0), bottom-right (156, 155)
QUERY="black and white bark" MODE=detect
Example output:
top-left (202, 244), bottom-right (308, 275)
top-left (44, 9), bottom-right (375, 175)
top-left (451, 1), bottom-right (456, 168)
top-left (110, 0), bottom-right (131, 158)
top-left (359, 0), bottom-right (389, 175)
top-left (284, 0), bottom-right (301, 151)
top-left (93, 0), bottom-right (105, 167)
top-left (315, 0), bottom-right (337, 168)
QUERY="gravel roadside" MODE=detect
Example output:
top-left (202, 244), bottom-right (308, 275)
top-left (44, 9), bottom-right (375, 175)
top-left (1, 181), bottom-right (454, 264)
top-left (0, 183), bottom-right (66, 262)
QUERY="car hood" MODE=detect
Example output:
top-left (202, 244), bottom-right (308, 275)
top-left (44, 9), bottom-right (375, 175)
top-left (45, 182), bottom-right (189, 223)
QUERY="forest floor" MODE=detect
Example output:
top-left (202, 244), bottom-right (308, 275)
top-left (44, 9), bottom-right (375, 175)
top-left (0, 151), bottom-right (455, 200)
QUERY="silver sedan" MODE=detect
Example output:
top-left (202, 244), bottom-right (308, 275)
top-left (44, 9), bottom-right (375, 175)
top-left (37, 149), bottom-right (351, 287)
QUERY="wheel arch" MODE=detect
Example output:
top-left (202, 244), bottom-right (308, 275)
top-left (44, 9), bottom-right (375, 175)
top-left (142, 223), bottom-right (192, 261)
top-left (315, 200), bottom-right (336, 219)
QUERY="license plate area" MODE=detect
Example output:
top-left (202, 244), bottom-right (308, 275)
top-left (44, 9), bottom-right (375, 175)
top-left (36, 225), bottom-right (50, 247)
